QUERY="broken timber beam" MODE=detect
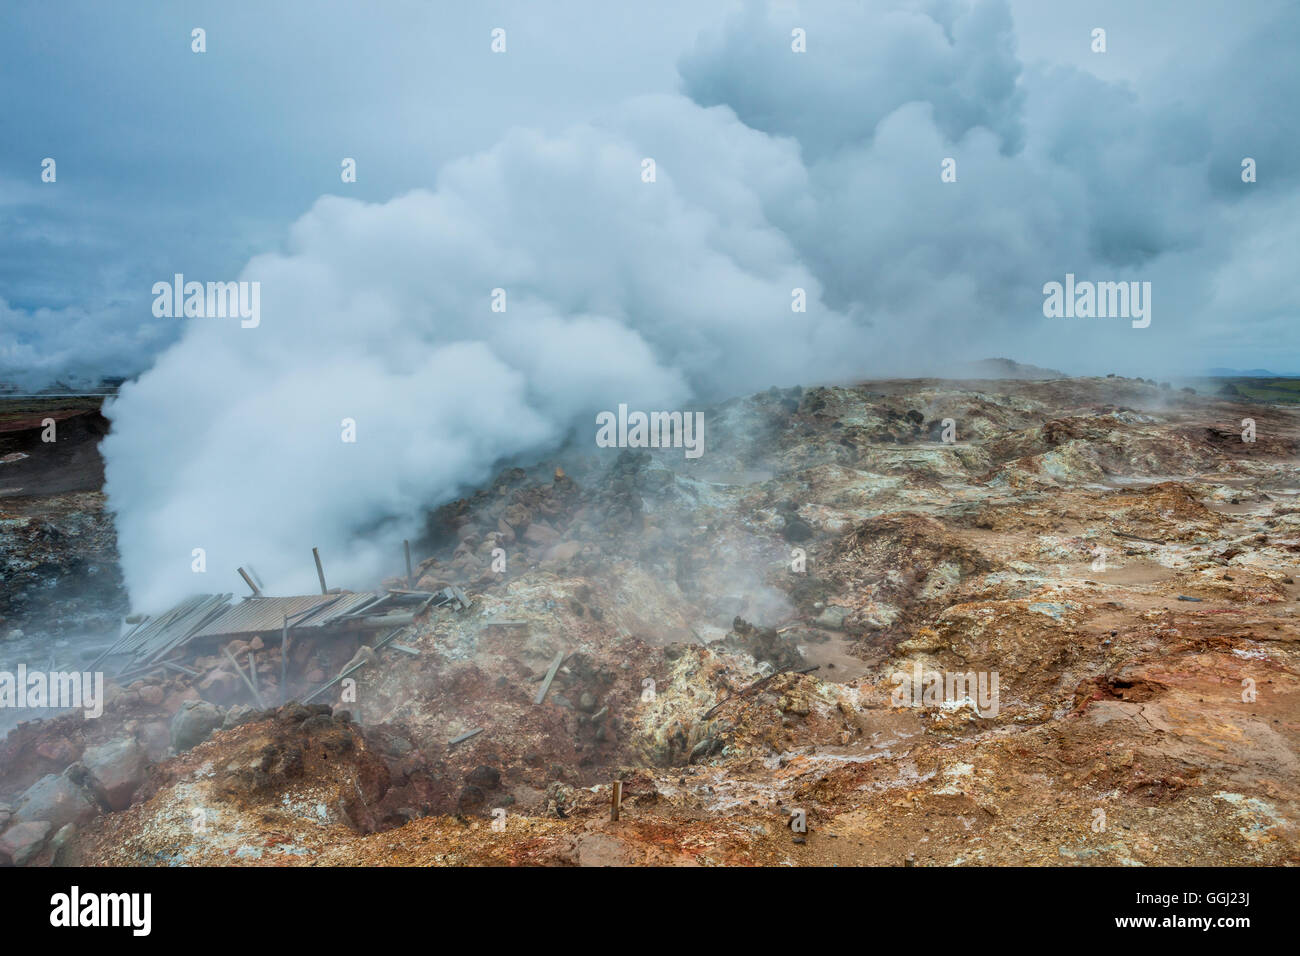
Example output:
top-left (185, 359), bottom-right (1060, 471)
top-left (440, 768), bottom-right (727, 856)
top-left (534, 650), bottom-right (566, 705)
top-left (300, 627), bottom-right (407, 704)
top-left (448, 727), bottom-right (483, 748)
top-left (223, 646), bottom-right (267, 709)
top-left (247, 648), bottom-right (259, 698)
top-left (313, 547), bottom-right (328, 594)
top-left (237, 567), bottom-right (262, 597)
top-left (1112, 530), bottom-right (1166, 545)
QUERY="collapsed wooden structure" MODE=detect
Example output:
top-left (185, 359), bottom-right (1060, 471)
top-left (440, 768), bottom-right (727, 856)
top-left (95, 586), bottom-right (469, 680)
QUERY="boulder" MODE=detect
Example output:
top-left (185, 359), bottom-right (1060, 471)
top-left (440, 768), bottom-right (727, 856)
top-left (222, 704), bottom-right (265, 730)
top-left (50, 823), bottom-right (78, 865)
top-left (34, 735), bottom-right (80, 765)
top-left (466, 765), bottom-right (501, 789)
top-left (815, 605), bottom-right (851, 630)
top-left (81, 737), bottom-right (149, 811)
top-left (0, 820), bottom-right (51, 866)
top-left (137, 721), bottom-right (172, 761)
top-left (543, 541), bottom-right (582, 564)
top-left (170, 699), bottom-right (224, 753)
top-left (13, 771), bottom-right (99, 830)
top-left (523, 521), bottom-right (560, 546)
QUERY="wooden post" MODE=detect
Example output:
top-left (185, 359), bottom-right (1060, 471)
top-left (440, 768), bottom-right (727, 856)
top-left (404, 540), bottom-right (413, 587)
top-left (611, 780), bottom-right (623, 822)
top-left (280, 616), bottom-right (289, 704)
top-left (247, 648), bottom-right (259, 697)
top-left (313, 547), bottom-right (328, 595)
top-left (237, 567), bottom-right (262, 597)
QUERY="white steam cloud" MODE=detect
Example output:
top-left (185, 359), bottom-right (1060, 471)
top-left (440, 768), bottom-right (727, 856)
top-left (104, 95), bottom-right (867, 609)
top-left (99, 0), bottom-right (1300, 609)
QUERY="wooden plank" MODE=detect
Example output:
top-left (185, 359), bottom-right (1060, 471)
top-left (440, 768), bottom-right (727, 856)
top-left (1113, 530), bottom-right (1165, 545)
top-left (448, 727), bottom-right (483, 747)
top-left (534, 650), bottom-right (566, 705)
top-left (302, 656), bottom-right (366, 704)
top-left (237, 567), bottom-right (262, 597)
top-left (300, 627), bottom-right (405, 704)
top-left (223, 646), bottom-right (267, 709)
top-left (313, 547), bottom-right (328, 594)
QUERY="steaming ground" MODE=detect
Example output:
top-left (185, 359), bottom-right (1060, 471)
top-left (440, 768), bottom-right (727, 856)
top-left (73, 0), bottom-right (1300, 609)
top-left (7, 374), bottom-right (1299, 867)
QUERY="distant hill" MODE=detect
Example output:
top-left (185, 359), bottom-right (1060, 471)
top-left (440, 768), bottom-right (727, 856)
top-left (1205, 368), bottom-right (1292, 378)
top-left (955, 358), bottom-right (1068, 380)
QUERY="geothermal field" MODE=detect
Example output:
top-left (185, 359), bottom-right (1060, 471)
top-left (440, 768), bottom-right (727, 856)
top-left (2, 372), bottom-right (1297, 868)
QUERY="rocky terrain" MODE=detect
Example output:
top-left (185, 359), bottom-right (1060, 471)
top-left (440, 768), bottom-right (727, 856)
top-left (2, 375), bottom-right (1298, 867)
top-left (0, 399), bottom-right (126, 639)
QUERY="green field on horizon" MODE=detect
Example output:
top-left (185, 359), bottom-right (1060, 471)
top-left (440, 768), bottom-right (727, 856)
top-left (1209, 376), bottom-right (1300, 403)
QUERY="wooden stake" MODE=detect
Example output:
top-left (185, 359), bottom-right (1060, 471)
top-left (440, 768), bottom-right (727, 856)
top-left (237, 567), bottom-right (262, 597)
top-left (611, 780), bottom-right (623, 822)
top-left (313, 547), bottom-right (328, 594)
top-left (404, 539), bottom-right (413, 586)
top-left (223, 646), bottom-right (266, 709)
top-left (280, 616), bottom-right (290, 705)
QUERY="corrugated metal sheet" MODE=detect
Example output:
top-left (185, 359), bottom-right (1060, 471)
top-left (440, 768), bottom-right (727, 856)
top-left (188, 594), bottom-right (338, 639)
top-left (97, 587), bottom-right (428, 672)
top-left (93, 593), bottom-right (235, 672)
top-left (291, 591), bottom-right (385, 628)
top-left (116, 593), bottom-right (230, 653)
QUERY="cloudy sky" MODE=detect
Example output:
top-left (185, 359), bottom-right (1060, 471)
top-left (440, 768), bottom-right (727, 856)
top-left (3, 0), bottom-right (1297, 385)
top-left (2, 1), bottom-right (1297, 607)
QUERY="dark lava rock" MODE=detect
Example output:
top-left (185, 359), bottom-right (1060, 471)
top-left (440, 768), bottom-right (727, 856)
top-left (466, 765), bottom-right (501, 789)
top-left (170, 699), bottom-right (224, 752)
top-left (782, 516), bottom-right (814, 542)
top-left (456, 784), bottom-right (486, 815)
